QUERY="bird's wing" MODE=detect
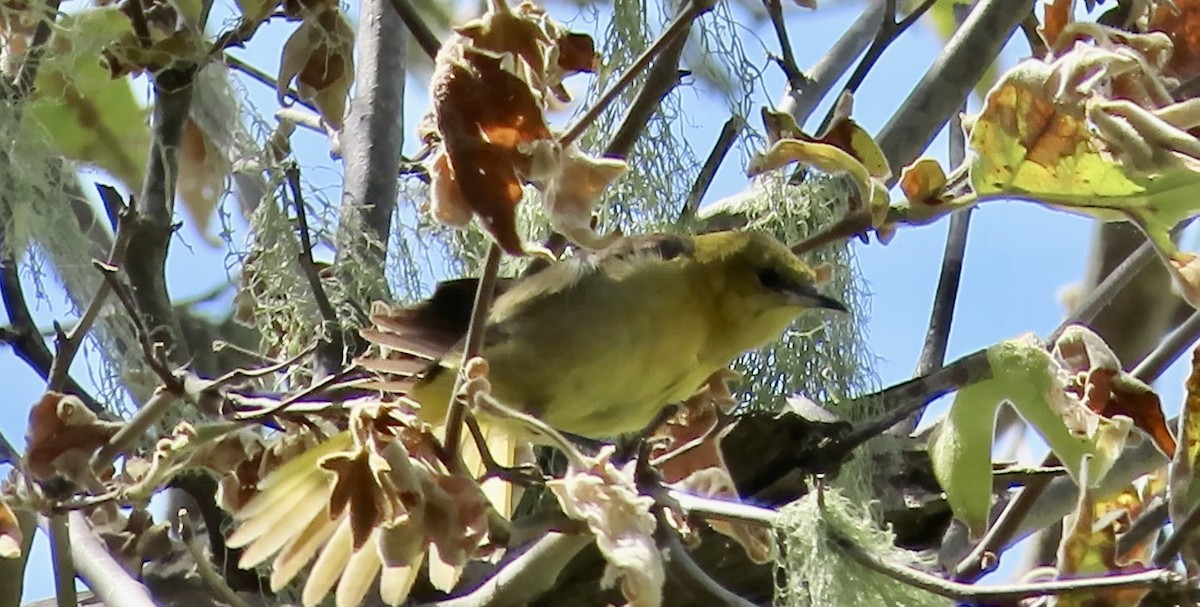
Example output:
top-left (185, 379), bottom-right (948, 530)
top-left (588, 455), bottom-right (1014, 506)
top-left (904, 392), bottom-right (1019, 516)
top-left (486, 232), bottom-right (696, 325)
top-left (357, 277), bottom-right (516, 390)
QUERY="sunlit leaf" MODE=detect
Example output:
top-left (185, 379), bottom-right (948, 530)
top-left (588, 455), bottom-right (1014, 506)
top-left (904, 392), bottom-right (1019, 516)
top-left (25, 7), bottom-right (149, 190)
top-left (547, 445), bottom-right (664, 607)
top-left (0, 499), bottom-right (21, 559)
top-left (929, 334), bottom-right (1132, 536)
top-left (1170, 345), bottom-right (1200, 574)
top-left (892, 33), bottom-right (1200, 307)
top-left (1057, 475), bottom-right (1156, 607)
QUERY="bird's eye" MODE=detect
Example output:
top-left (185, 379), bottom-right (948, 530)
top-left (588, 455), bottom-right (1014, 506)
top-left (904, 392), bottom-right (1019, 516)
top-left (757, 267), bottom-right (784, 290)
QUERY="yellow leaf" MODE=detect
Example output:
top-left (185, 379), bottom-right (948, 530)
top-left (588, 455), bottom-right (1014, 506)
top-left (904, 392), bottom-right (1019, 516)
top-left (966, 42), bottom-right (1200, 307)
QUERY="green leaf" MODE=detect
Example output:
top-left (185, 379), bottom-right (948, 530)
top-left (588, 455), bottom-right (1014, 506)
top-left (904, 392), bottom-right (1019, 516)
top-left (23, 8), bottom-right (149, 190)
top-left (930, 334), bottom-right (1132, 537)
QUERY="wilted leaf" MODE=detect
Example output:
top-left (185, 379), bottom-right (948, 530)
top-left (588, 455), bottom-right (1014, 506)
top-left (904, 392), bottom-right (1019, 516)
top-left (25, 392), bottom-right (122, 481)
top-left (90, 508), bottom-right (173, 575)
top-left (1039, 0), bottom-right (1075, 51)
top-left (228, 399), bottom-right (490, 607)
top-left (929, 334), bottom-right (1133, 536)
top-left (1150, 0), bottom-right (1200, 80)
top-left (541, 145), bottom-right (625, 249)
top-left (547, 445), bottom-right (663, 607)
top-left (1057, 472), bottom-right (1157, 607)
top-left (422, 0), bottom-right (607, 255)
top-left (1053, 326), bottom-right (1176, 456)
top-left (177, 119), bottom-right (230, 243)
top-left (0, 498), bottom-right (21, 559)
top-left (748, 138), bottom-right (890, 230)
top-left (453, 1), bottom-right (549, 87)
top-left (650, 369), bottom-right (776, 563)
top-left (897, 158), bottom-right (951, 209)
top-left (430, 45), bottom-right (553, 255)
top-left (278, 8), bottom-right (355, 129)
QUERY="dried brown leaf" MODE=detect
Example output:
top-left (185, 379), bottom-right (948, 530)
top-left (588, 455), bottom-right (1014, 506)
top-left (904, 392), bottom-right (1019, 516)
top-left (278, 9), bottom-right (354, 129)
top-left (25, 392), bottom-right (121, 480)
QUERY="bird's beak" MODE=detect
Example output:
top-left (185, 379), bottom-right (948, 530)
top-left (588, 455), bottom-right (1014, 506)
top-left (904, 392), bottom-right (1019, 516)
top-left (788, 284), bottom-right (848, 313)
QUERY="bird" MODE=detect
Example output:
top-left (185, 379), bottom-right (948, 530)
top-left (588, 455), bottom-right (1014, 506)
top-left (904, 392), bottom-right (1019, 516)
top-left (358, 229), bottom-right (847, 439)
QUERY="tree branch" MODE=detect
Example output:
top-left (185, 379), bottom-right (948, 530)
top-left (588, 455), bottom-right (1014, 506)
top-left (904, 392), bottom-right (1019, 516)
top-left (65, 512), bottom-right (157, 607)
top-left (781, 1), bottom-right (883, 125)
top-left (834, 532), bottom-right (1180, 603)
top-left (0, 223), bottom-right (103, 413)
top-left (678, 116), bottom-right (741, 224)
top-left (875, 0), bottom-right (1031, 172)
top-left (124, 71), bottom-right (195, 368)
top-left (336, 0), bottom-right (407, 275)
top-left (558, 0), bottom-right (714, 147)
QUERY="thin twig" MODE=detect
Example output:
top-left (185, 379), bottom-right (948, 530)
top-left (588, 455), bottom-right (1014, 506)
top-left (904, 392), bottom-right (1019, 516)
top-left (1117, 497), bottom-right (1168, 560)
top-left (665, 488), bottom-right (778, 527)
top-left (94, 262), bottom-right (181, 391)
top-left (386, 0), bottom-right (442, 60)
top-left (223, 53), bottom-right (321, 115)
top-left (603, 27), bottom-right (690, 159)
top-left (234, 366), bottom-right (358, 419)
top-left (903, 106), bottom-right (971, 432)
top-left (834, 532), bottom-right (1180, 603)
top-left (1131, 309), bottom-right (1200, 380)
top-left (9, 0), bottom-right (63, 101)
top-left (763, 0), bottom-right (804, 88)
top-left (125, 0), bottom-right (152, 48)
top-left (49, 514), bottom-right (78, 607)
top-left (816, 0), bottom-right (936, 134)
top-left (421, 533), bottom-right (593, 607)
top-left (558, 0), bottom-right (715, 147)
top-left (679, 116), bottom-right (742, 224)
top-left (835, 348), bottom-right (993, 454)
top-left (211, 341), bottom-right (318, 387)
top-left (0, 225), bottom-right (103, 413)
top-left (179, 510), bottom-right (253, 607)
top-left (47, 185), bottom-right (136, 392)
top-left (1047, 239), bottom-right (1159, 345)
top-left (91, 386), bottom-right (177, 469)
top-left (443, 244), bottom-right (502, 454)
top-left (782, 1), bottom-right (883, 124)
top-left (1153, 498), bottom-right (1200, 567)
top-left (876, 0), bottom-right (1030, 172)
top-left (660, 512), bottom-right (756, 607)
top-left (286, 164), bottom-right (344, 373)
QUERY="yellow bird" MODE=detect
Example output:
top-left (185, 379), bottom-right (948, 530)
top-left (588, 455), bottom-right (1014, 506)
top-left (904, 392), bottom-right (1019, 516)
top-left (359, 230), bottom-right (846, 438)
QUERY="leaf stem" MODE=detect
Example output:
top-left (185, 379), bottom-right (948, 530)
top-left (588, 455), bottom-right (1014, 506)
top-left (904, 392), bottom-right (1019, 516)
top-left (442, 244), bottom-right (502, 455)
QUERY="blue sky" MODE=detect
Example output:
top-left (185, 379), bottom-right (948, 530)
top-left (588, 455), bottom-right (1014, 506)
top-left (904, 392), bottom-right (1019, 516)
top-left (3, 0), bottom-right (1195, 600)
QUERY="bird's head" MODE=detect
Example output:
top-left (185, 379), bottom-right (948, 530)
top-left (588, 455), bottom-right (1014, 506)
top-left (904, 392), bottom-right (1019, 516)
top-left (695, 230), bottom-right (847, 351)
